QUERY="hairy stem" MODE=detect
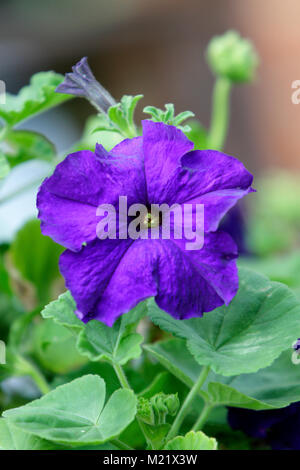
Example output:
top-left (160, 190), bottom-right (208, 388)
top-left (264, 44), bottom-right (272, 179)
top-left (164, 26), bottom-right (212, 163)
top-left (113, 363), bottom-right (131, 389)
top-left (167, 366), bottom-right (210, 441)
top-left (208, 76), bottom-right (232, 151)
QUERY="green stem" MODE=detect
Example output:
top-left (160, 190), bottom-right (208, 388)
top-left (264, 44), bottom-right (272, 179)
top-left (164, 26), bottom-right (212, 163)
top-left (27, 364), bottom-right (51, 395)
top-left (167, 366), bottom-right (210, 440)
top-left (208, 76), bottom-right (232, 151)
top-left (113, 363), bottom-right (131, 389)
top-left (192, 403), bottom-right (213, 431)
top-left (113, 362), bottom-right (150, 447)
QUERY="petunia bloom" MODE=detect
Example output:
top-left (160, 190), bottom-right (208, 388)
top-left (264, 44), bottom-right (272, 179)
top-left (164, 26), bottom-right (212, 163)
top-left (37, 120), bottom-right (254, 326)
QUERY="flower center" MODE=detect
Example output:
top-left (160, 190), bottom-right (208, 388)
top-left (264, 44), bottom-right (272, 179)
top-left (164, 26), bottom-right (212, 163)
top-left (142, 212), bottom-right (161, 229)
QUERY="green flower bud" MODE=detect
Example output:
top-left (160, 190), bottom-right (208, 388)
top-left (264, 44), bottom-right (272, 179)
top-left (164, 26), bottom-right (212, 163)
top-left (207, 30), bottom-right (259, 83)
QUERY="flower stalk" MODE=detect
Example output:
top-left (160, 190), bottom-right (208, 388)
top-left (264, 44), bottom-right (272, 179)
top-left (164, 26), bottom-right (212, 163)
top-left (207, 76), bottom-right (232, 151)
top-left (166, 365), bottom-right (210, 440)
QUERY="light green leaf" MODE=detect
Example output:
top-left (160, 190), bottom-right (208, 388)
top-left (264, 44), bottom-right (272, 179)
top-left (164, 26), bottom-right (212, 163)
top-left (164, 431), bottom-right (217, 450)
top-left (148, 268), bottom-right (300, 376)
top-left (0, 419), bottom-right (62, 450)
top-left (41, 291), bottom-right (83, 334)
top-left (77, 302), bottom-right (146, 365)
top-left (145, 338), bottom-right (300, 409)
top-left (3, 375), bottom-right (137, 446)
top-left (143, 103), bottom-right (194, 131)
top-left (33, 319), bottom-right (87, 374)
top-left (0, 72), bottom-right (71, 126)
top-left (4, 130), bottom-right (56, 168)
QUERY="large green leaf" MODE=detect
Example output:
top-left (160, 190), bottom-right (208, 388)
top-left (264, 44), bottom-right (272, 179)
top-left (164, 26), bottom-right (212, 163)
top-left (0, 72), bottom-right (71, 126)
top-left (9, 219), bottom-right (63, 303)
top-left (164, 431), bottom-right (217, 450)
top-left (3, 375), bottom-right (137, 446)
top-left (148, 268), bottom-right (300, 376)
top-left (41, 290), bottom-right (83, 334)
top-left (77, 302), bottom-right (146, 365)
top-left (145, 339), bottom-right (300, 409)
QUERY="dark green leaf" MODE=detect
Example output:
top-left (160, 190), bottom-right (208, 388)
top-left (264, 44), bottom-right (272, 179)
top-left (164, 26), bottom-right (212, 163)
top-left (148, 268), bottom-right (300, 376)
top-left (145, 338), bottom-right (300, 409)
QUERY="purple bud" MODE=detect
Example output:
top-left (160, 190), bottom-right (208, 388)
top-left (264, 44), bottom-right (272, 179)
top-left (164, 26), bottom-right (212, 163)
top-left (56, 57), bottom-right (116, 113)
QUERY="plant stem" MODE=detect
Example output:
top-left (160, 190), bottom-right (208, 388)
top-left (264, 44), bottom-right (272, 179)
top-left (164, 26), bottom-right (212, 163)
top-left (208, 76), bottom-right (232, 151)
top-left (27, 364), bottom-right (51, 395)
top-left (113, 362), bottom-right (150, 447)
top-left (113, 363), bottom-right (131, 389)
top-left (192, 403), bottom-right (213, 431)
top-left (167, 366), bottom-right (210, 440)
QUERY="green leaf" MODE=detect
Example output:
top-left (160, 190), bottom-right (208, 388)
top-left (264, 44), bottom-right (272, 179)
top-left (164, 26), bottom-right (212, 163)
top-left (77, 302), bottom-right (146, 365)
top-left (145, 339), bottom-right (300, 410)
top-left (0, 419), bottom-right (62, 450)
top-left (9, 219), bottom-right (63, 303)
top-left (148, 268), bottom-right (300, 376)
top-left (41, 291), bottom-right (83, 334)
top-left (4, 130), bottom-right (56, 168)
top-left (0, 152), bottom-right (10, 179)
top-left (33, 319), bottom-right (87, 374)
top-left (143, 104), bottom-right (194, 131)
top-left (107, 94), bottom-right (143, 138)
top-left (0, 72), bottom-right (71, 126)
top-left (3, 375), bottom-right (137, 446)
top-left (164, 431), bottom-right (217, 450)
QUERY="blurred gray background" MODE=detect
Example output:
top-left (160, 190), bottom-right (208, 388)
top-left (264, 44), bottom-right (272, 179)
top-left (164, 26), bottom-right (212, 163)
top-left (1, 0), bottom-right (300, 173)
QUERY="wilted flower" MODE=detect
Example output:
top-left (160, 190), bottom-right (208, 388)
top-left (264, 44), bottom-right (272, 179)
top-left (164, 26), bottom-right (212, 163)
top-left (207, 30), bottom-right (259, 83)
top-left (56, 57), bottom-right (116, 113)
top-left (37, 121), bottom-right (253, 326)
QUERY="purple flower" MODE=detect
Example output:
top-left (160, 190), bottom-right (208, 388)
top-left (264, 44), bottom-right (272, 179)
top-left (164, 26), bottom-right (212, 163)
top-left (56, 57), bottom-right (115, 113)
top-left (37, 121), bottom-right (254, 326)
top-left (294, 339), bottom-right (300, 352)
top-left (228, 403), bottom-right (300, 450)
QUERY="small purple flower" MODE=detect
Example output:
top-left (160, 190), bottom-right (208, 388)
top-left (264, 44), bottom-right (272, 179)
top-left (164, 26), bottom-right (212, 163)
top-left (228, 403), bottom-right (300, 450)
top-left (56, 57), bottom-right (115, 113)
top-left (37, 121), bottom-right (254, 326)
top-left (294, 339), bottom-right (300, 352)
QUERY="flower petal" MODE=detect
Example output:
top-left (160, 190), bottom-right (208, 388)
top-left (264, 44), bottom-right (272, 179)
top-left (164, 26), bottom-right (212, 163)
top-left (59, 238), bottom-right (158, 326)
top-left (155, 231), bottom-right (238, 319)
top-left (37, 138), bottom-right (146, 251)
top-left (60, 231), bottom-right (237, 326)
top-left (142, 120), bottom-right (194, 203)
